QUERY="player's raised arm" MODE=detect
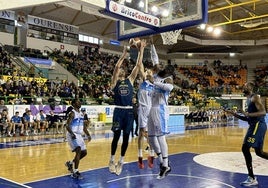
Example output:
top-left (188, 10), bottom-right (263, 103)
top-left (111, 46), bottom-right (128, 89)
top-left (128, 39), bottom-right (147, 85)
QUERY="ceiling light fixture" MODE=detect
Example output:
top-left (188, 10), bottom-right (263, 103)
top-left (199, 23), bottom-right (206, 30)
top-left (239, 19), bottom-right (268, 28)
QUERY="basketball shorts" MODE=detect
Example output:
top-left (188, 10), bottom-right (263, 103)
top-left (147, 104), bottom-right (169, 136)
top-left (112, 108), bottom-right (134, 134)
top-left (138, 106), bottom-right (151, 129)
top-left (244, 121), bottom-right (267, 148)
top-left (66, 132), bottom-right (86, 152)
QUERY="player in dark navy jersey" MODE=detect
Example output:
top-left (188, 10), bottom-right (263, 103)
top-left (109, 40), bottom-right (147, 176)
top-left (225, 82), bottom-right (268, 186)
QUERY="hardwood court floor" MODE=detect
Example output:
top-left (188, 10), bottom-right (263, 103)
top-left (0, 122), bottom-right (267, 185)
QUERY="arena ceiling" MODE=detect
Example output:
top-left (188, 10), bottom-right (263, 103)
top-left (2, 0), bottom-right (268, 55)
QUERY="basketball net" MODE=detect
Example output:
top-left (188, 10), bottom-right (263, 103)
top-left (160, 29), bottom-right (183, 45)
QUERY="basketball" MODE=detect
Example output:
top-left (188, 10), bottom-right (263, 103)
top-left (129, 38), bottom-right (141, 49)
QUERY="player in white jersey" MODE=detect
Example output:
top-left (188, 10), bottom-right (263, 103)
top-left (65, 98), bottom-right (91, 179)
top-left (137, 61), bottom-right (155, 169)
top-left (147, 65), bottom-right (174, 179)
top-left (137, 39), bottom-right (160, 169)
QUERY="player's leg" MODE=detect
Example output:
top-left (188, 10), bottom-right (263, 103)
top-left (71, 134), bottom-right (85, 179)
top-left (109, 109), bottom-right (123, 174)
top-left (145, 131), bottom-right (155, 168)
top-left (148, 135), bottom-right (162, 165)
top-left (137, 106), bottom-right (149, 168)
top-left (156, 135), bottom-right (171, 179)
top-left (241, 144), bottom-right (257, 186)
top-left (138, 127), bottom-right (145, 168)
top-left (254, 123), bottom-right (268, 160)
top-left (116, 110), bottom-right (133, 175)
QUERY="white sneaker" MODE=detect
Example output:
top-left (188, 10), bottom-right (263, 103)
top-left (115, 161), bottom-right (123, 176)
top-left (240, 176), bottom-right (258, 186)
top-left (109, 161), bottom-right (116, 174)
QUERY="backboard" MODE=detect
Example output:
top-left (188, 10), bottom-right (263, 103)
top-left (102, 0), bottom-right (208, 41)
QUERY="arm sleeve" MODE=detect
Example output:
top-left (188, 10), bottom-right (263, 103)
top-left (153, 82), bottom-right (173, 92)
top-left (150, 44), bottom-right (159, 65)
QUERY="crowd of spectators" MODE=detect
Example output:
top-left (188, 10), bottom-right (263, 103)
top-left (1, 45), bottom-right (267, 108)
top-left (0, 44), bottom-right (267, 137)
top-left (0, 104), bottom-right (65, 137)
top-left (185, 108), bottom-right (234, 126)
top-left (255, 65), bottom-right (268, 88)
top-left (177, 59), bottom-right (248, 96)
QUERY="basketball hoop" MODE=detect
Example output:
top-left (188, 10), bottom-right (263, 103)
top-left (160, 29), bottom-right (183, 45)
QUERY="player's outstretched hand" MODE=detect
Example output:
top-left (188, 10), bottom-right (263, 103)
top-left (139, 39), bottom-right (147, 50)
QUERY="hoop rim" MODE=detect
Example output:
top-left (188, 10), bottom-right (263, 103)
top-left (160, 29), bottom-right (182, 45)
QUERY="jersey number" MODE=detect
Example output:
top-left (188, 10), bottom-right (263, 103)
top-left (247, 137), bottom-right (255, 144)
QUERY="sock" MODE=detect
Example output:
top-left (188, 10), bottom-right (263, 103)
top-left (163, 157), bottom-right (168, 167)
top-left (120, 156), bottom-right (124, 163)
top-left (138, 149), bottom-right (143, 157)
top-left (110, 155), bottom-right (115, 162)
top-left (157, 153), bottom-right (163, 164)
top-left (149, 149), bottom-right (154, 157)
top-left (73, 169), bottom-right (78, 173)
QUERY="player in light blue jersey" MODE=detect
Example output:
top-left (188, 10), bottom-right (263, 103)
top-left (65, 98), bottom-right (91, 179)
top-left (147, 61), bottom-right (174, 179)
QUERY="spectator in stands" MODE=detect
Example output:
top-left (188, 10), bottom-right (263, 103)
top-left (81, 108), bottom-right (90, 129)
top-left (36, 110), bottom-right (48, 134)
top-left (23, 109), bottom-right (37, 135)
top-left (201, 109), bottom-right (209, 122)
top-left (28, 65), bottom-right (35, 77)
top-left (0, 100), bottom-right (8, 113)
top-left (0, 75), bottom-right (6, 85)
top-left (0, 109), bottom-right (11, 136)
top-left (132, 97), bottom-right (138, 137)
top-left (10, 111), bottom-right (25, 136)
top-left (47, 110), bottom-right (63, 134)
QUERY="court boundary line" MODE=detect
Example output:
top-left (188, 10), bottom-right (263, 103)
top-left (0, 176), bottom-right (32, 188)
top-left (24, 151), bottom-right (191, 184)
top-left (106, 174), bottom-right (236, 188)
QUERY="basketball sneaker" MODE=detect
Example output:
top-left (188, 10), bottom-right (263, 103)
top-left (71, 171), bottom-right (83, 179)
top-left (65, 161), bottom-right (73, 173)
top-left (109, 160), bottom-right (116, 174)
top-left (240, 176), bottom-right (258, 186)
top-left (157, 164), bottom-right (171, 179)
top-left (115, 161), bottom-right (124, 176)
top-left (147, 156), bottom-right (154, 168)
top-left (138, 157), bottom-right (144, 169)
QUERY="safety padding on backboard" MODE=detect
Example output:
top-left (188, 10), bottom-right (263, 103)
top-left (92, 121), bottom-right (105, 130)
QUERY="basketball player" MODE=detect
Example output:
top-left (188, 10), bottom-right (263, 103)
top-left (147, 63), bottom-right (174, 179)
top-left (225, 82), bottom-right (268, 186)
top-left (108, 40), bottom-right (147, 176)
top-left (65, 98), bottom-right (91, 179)
top-left (137, 62), bottom-right (155, 169)
top-left (137, 39), bottom-right (159, 169)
